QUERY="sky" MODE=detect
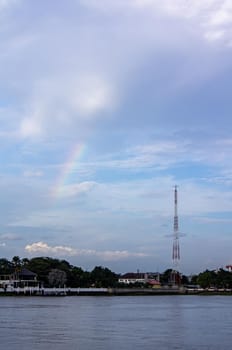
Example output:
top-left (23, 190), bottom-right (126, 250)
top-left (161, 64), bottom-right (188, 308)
top-left (0, 0), bottom-right (232, 275)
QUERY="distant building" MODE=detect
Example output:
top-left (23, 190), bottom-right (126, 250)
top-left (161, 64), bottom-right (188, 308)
top-left (118, 272), bottom-right (160, 287)
top-left (226, 265), bottom-right (232, 272)
top-left (118, 272), bottom-right (146, 284)
top-left (0, 268), bottom-right (38, 290)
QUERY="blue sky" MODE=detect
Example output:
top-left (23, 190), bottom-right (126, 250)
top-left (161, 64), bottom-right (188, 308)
top-left (1, 0), bottom-right (232, 274)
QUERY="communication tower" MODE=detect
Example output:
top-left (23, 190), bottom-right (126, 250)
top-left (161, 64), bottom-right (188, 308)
top-left (171, 185), bottom-right (181, 285)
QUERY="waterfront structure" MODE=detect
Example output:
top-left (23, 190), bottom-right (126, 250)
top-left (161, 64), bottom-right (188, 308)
top-left (0, 268), bottom-right (38, 290)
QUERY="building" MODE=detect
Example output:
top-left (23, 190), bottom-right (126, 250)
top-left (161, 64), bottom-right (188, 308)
top-left (0, 268), bottom-right (38, 290)
top-left (118, 272), bottom-right (160, 287)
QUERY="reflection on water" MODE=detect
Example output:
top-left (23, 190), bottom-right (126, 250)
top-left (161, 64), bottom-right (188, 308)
top-left (0, 296), bottom-right (231, 350)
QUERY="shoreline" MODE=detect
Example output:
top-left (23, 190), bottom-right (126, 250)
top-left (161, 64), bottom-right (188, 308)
top-left (0, 287), bottom-right (232, 296)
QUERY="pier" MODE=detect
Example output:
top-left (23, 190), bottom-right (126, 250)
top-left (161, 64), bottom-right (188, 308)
top-left (0, 286), bottom-right (231, 296)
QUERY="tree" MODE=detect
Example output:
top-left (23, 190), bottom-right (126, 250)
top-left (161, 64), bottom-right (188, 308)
top-left (12, 256), bottom-right (21, 267)
top-left (68, 266), bottom-right (85, 287)
top-left (197, 270), bottom-right (216, 288)
top-left (190, 275), bottom-right (198, 285)
top-left (160, 269), bottom-right (173, 284)
top-left (181, 274), bottom-right (189, 285)
top-left (90, 266), bottom-right (118, 287)
top-left (215, 269), bottom-right (232, 288)
top-left (27, 257), bottom-right (56, 285)
top-left (26, 257), bottom-right (71, 286)
top-left (0, 258), bottom-right (13, 274)
top-left (48, 269), bottom-right (67, 287)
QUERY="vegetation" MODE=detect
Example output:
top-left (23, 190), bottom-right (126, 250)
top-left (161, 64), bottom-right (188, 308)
top-left (192, 269), bottom-right (232, 289)
top-left (0, 256), bottom-right (118, 288)
top-left (1, 256), bottom-right (232, 289)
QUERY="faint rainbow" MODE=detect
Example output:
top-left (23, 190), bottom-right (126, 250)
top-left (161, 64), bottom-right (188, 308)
top-left (52, 143), bottom-right (86, 199)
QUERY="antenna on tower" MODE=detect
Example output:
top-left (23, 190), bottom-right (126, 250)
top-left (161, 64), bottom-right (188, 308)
top-left (171, 185), bottom-right (181, 285)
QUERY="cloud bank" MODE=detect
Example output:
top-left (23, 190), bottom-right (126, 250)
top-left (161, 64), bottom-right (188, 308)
top-left (25, 242), bottom-right (148, 261)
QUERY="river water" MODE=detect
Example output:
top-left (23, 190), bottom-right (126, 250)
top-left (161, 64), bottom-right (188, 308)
top-left (0, 295), bottom-right (231, 350)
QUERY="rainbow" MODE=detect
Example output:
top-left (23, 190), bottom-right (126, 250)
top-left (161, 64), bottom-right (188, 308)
top-left (52, 143), bottom-right (86, 198)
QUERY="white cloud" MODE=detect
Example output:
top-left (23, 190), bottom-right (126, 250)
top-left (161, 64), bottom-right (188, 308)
top-left (0, 0), bottom-right (19, 11)
top-left (19, 75), bottom-right (115, 138)
top-left (25, 242), bottom-right (76, 256)
top-left (81, 0), bottom-right (232, 45)
top-left (70, 76), bottom-right (114, 116)
top-left (55, 181), bottom-right (96, 199)
top-left (20, 118), bottom-right (42, 138)
top-left (194, 216), bottom-right (232, 224)
top-left (208, 1), bottom-right (232, 26)
top-left (204, 30), bottom-right (225, 41)
top-left (83, 140), bottom-right (191, 173)
top-left (23, 170), bottom-right (43, 178)
top-left (81, 0), bottom-right (213, 17)
top-left (0, 0), bottom-right (228, 145)
top-left (25, 241), bottom-right (148, 261)
top-left (98, 250), bottom-right (148, 261)
top-left (0, 233), bottom-right (21, 240)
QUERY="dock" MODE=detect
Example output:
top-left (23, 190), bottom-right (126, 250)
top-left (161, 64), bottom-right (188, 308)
top-left (0, 286), bottom-right (231, 296)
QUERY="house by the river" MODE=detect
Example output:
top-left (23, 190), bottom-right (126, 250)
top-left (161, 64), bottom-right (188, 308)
top-left (0, 268), bottom-right (38, 290)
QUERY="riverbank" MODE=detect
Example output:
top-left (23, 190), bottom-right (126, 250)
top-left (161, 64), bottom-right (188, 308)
top-left (1, 286), bottom-right (232, 296)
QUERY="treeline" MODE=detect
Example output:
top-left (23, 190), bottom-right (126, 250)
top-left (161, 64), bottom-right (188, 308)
top-left (0, 256), bottom-right (118, 288)
top-left (191, 269), bottom-right (232, 289)
top-left (1, 256), bottom-right (232, 289)
top-left (160, 268), bottom-right (232, 288)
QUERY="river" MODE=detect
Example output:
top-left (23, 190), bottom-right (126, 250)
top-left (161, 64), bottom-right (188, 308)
top-left (0, 295), bottom-right (231, 349)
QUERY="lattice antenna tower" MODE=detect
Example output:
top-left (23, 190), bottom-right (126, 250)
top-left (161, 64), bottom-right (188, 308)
top-left (172, 185), bottom-right (180, 271)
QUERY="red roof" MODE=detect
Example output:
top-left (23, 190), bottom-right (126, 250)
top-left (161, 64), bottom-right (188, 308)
top-left (147, 279), bottom-right (160, 285)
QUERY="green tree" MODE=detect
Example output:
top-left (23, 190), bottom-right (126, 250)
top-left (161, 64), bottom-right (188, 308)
top-left (68, 266), bottom-right (85, 287)
top-left (0, 258), bottom-right (13, 274)
top-left (26, 257), bottom-right (56, 286)
top-left (160, 269), bottom-right (173, 284)
top-left (181, 274), bottom-right (189, 285)
top-left (190, 275), bottom-right (198, 285)
top-left (90, 266), bottom-right (118, 287)
top-left (215, 269), bottom-right (232, 288)
top-left (12, 256), bottom-right (21, 267)
top-left (197, 270), bottom-right (217, 288)
top-left (21, 258), bottom-right (30, 267)
top-left (48, 269), bottom-right (67, 287)
top-left (27, 257), bottom-right (80, 287)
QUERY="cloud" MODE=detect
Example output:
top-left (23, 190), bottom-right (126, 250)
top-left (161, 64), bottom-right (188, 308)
top-left (204, 29), bottom-right (225, 41)
top-left (23, 170), bottom-right (43, 178)
top-left (25, 241), bottom-right (148, 261)
top-left (208, 1), bottom-right (232, 26)
top-left (81, 140), bottom-right (189, 174)
top-left (82, 137), bottom-right (229, 174)
top-left (19, 75), bottom-right (115, 139)
top-left (0, 233), bottom-right (21, 240)
top-left (194, 216), bottom-right (232, 224)
top-left (0, 233), bottom-right (21, 247)
top-left (0, 0), bottom-right (19, 11)
top-left (25, 242), bottom-right (76, 256)
top-left (20, 118), bottom-right (41, 138)
top-left (55, 181), bottom-right (96, 198)
top-left (81, 0), bottom-right (232, 46)
top-left (69, 76), bottom-right (114, 116)
top-left (146, 1), bottom-right (232, 46)
top-left (0, 0), bottom-right (229, 145)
